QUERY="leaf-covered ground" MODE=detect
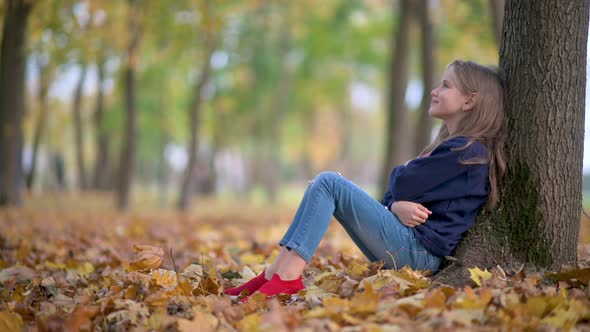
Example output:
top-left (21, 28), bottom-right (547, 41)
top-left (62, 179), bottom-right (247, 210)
top-left (2, 195), bottom-right (590, 331)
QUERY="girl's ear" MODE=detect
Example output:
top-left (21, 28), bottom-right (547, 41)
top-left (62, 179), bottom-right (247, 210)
top-left (462, 92), bottom-right (479, 112)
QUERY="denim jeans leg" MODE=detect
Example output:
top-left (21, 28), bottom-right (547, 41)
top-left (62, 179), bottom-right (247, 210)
top-left (278, 183), bottom-right (314, 248)
top-left (324, 173), bottom-right (443, 272)
top-left (280, 171), bottom-right (442, 272)
top-left (279, 173), bottom-right (379, 262)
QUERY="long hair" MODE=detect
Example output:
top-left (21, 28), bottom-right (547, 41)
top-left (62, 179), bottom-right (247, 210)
top-left (421, 60), bottom-right (507, 208)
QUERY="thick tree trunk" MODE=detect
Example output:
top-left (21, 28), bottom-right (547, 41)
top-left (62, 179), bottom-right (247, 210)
top-left (72, 65), bottom-right (88, 190)
top-left (177, 42), bottom-right (216, 211)
top-left (489, 0), bottom-right (505, 49)
top-left (26, 60), bottom-right (51, 191)
top-left (378, 0), bottom-right (413, 195)
top-left (92, 56), bottom-right (111, 190)
top-left (413, 0), bottom-right (436, 156)
top-left (436, 0), bottom-right (589, 285)
top-left (116, 0), bottom-right (142, 210)
top-left (0, 0), bottom-right (33, 206)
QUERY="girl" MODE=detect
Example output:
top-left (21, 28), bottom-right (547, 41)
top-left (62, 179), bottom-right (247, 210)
top-left (225, 60), bottom-right (506, 299)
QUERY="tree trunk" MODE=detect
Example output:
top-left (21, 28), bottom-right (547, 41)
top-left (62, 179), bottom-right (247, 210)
top-left (436, 0), bottom-right (589, 285)
top-left (413, 0), bottom-right (436, 156)
top-left (72, 64), bottom-right (88, 191)
top-left (177, 39), bottom-right (216, 211)
top-left (116, 0), bottom-right (142, 210)
top-left (26, 59), bottom-right (51, 191)
top-left (264, 8), bottom-right (292, 204)
top-left (489, 0), bottom-right (505, 49)
top-left (92, 56), bottom-right (111, 190)
top-left (378, 0), bottom-right (413, 195)
top-left (0, 0), bottom-right (33, 206)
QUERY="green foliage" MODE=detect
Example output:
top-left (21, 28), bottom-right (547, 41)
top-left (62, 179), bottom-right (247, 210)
top-left (22, 0), bottom-right (498, 186)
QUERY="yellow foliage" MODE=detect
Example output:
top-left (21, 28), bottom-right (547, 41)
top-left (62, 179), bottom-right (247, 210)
top-left (469, 267), bottom-right (492, 286)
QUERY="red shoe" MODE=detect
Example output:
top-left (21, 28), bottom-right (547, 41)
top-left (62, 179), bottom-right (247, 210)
top-left (257, 274), bottom-right (304, 297)
top-left (224, 270), bottom-right (269, 296)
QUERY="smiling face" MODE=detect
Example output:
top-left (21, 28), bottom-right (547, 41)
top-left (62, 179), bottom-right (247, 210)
top-left (429, 68), bottom-right (470, 122)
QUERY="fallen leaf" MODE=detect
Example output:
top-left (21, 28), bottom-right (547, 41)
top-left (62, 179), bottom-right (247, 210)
top-left (469, 267), bottom-right (492, 286)
top-left (0, 312), bottom-right (23, 332)
top-left (128, 245), bottom-right (164, 272)
top-left (64, 305), bottom-right (99, 332)
top-left (151, 269), bottom-right (177, 288)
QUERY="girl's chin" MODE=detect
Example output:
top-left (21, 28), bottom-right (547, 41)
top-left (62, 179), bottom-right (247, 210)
top-left (428, 108), bottom-right (442, 119)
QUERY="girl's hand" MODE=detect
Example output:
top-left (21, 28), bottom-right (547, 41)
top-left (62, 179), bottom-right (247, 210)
top-left (390, 201), bottom-right (432, 227)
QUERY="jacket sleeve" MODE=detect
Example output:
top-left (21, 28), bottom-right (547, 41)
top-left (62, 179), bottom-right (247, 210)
top-left (392, 138), bottom-right (469, 201)
top-left (380, 166), bottom-right (402, 207)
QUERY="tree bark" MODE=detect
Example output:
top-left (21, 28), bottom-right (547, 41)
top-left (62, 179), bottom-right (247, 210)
top-left (378, 0), bottom-right (413, 196)
top-left (436, 0), bottom-right (589, 285)
top-left (177, 35), bottom-right (216, 211)
top-left (26, 58), bottom-right (51, 191)
top-left (116, 0), bottom-right (142, 210)
top-left (489, 0), bottom-right (505, 49)
top-left (0, 0), bottom-right (33, 206)
top-left (72, 64), bottom-right (88, 190)
top-left (413, 0), bottom-right (436, 156)
top-left (92, 55), bottom-right (111, 190)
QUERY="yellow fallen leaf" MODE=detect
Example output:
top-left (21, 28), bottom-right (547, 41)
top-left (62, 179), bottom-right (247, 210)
top-left (316, 274), bottom-right (345, 293)
top-left (76, 262), bottom-right (95, 276)
top-left (152, 269), bottom-right (177, 288)
top-left (177, 309), bottom-right (219, 332)
top-left (346, 261), bottom-right (370, 279)
top-left (236, 313), bottom-right (263, 331)
top-left (469, 267), bottom-right (492, 286)
top-left (180, 264), bottom-right (204, 281)
top-left (542, 299), bottom-right (590, 328)
top-left (128, 244), bottom-right (164, 272)
top-left (0, 312), bottom-right (23, 332)
top-left (192, 276), bottom-right (220, 296)
top-left (350, 283), bottom-right (380, 316)
top-left (240, 253), bottom-right (266, 265)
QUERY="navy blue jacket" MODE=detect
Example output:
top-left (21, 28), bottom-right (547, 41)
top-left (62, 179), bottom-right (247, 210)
top-left (381, 136), bottom-right (490, 257)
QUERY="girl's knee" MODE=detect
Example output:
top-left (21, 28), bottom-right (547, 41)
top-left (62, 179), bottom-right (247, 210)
top-left (313, 171), bottom-right (341, 185)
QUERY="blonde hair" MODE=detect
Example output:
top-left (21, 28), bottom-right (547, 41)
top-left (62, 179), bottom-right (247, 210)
top-left (421, 60), bottom-right (507, 208)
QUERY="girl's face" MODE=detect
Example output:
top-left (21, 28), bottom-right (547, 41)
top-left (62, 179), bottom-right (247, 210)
top-left (429, 68), bottom-right (470, 121)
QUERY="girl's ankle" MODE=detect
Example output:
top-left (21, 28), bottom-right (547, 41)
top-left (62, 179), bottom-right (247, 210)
top-left (276, 272), bottom-right (301, 281)
top-left (264, 270), bottom-right (274, 280)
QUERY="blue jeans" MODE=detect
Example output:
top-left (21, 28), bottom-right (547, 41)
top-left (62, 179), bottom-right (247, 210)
top-left (279, 172), bottom-right (443, 272)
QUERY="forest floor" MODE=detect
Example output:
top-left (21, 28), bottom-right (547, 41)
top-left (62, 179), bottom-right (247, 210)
top-left (2, 192), bottom-right (590, 331)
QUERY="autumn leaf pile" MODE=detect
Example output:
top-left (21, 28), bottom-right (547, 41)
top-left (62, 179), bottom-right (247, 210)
top-left (2, 202), bottom-right (590, 331)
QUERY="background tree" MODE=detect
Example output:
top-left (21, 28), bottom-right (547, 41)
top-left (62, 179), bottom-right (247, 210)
top-left (116, 0), bottom-right (143, 210)
top-left (379, 0), bottom-right (413, 192)
top-left (0, 0), bottom-right (34, 206)
top-left (413, 0), bottom-right (436, 156)
top-left (177, 1), bottom-right (220, 211)
top-left (438, 0), bottom-right (589, 284)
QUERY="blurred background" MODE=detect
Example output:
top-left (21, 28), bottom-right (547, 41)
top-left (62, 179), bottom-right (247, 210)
top-left (4, 0), bottom-right (589, 212)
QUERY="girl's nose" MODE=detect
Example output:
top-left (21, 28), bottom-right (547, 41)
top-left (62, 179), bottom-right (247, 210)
top-left (431, 88), bottom-right (438, 97)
